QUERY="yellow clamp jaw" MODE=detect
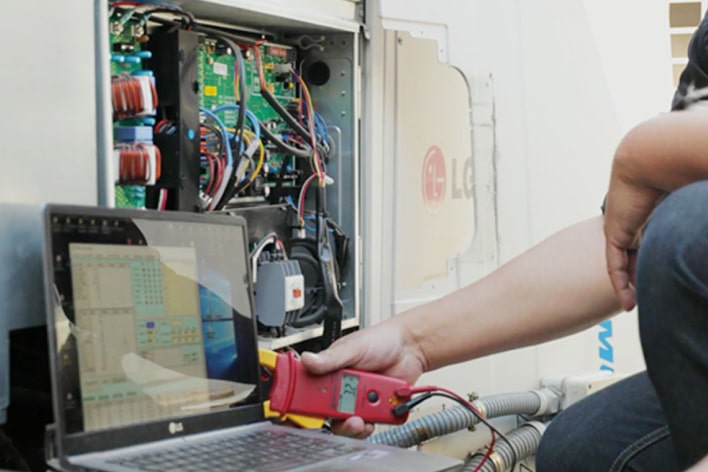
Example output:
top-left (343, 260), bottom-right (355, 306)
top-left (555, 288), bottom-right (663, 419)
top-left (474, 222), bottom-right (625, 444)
top-left (259, 349), bottom-right (326, 429)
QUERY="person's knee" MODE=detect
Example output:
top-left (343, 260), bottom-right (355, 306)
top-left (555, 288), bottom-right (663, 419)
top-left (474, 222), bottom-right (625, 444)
top-left (535, 417), bottom-right (566, 472)
top-left (535, 408), bottom-right (586, 472)
top-left (636, 181), bottom-right (708, 296)
top-left (636, 180), bottom-right (708, 336)
top-left (637, 180), bottom-right (708, 284)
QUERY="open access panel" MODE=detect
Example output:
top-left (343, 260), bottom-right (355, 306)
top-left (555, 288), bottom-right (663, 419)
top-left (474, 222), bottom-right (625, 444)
top-left (100, 0), bottom-right (362, 350)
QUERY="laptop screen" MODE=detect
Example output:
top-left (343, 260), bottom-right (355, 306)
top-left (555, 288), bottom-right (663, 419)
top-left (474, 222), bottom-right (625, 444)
top-left (46, 207), bottom-right (261, 436)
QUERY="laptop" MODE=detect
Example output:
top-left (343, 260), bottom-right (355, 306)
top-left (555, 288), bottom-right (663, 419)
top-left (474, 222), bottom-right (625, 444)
top-left (42, 204), bottom-right (462, 472)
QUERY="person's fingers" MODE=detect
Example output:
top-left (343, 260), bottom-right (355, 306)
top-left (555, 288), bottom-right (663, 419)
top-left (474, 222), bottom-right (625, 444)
top-left (301, 336), bottom-right (364, 374)
top-left (606, 242), bottom-right (636, 311)
top-left (330, 416), bottom-right (370, 437)
top-left (351, 423), bottom-right (376, 440)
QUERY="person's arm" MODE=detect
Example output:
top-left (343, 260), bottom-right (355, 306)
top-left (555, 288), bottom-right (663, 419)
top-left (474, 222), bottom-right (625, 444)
top-left (303, 215), bottom-right (619, 436)
top-left (605, 111), bottom-right (708, 310)
top-left (614, 111), bottom-right (708, 190)
top-left (305, 215), bottom-right (619, 377)
top-left (402, 215), bottom-right (620, 371)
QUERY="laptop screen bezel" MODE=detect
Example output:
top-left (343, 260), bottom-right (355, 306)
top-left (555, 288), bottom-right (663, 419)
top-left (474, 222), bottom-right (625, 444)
top-left (42, 204), bottom-right (266, 457)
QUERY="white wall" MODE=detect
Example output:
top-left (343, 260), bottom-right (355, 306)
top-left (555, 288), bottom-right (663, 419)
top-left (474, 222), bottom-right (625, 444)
top-left (371, 0), bottom-right (673, 418)
top-left (0, 0), bottom-right (99, 206)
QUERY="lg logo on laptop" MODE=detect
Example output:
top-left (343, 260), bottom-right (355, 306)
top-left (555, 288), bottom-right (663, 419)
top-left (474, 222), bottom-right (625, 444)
top-left (168, 422), bottom-right (185, 434)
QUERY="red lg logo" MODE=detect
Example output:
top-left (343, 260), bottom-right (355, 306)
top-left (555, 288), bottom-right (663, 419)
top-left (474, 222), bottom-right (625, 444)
top-left (422, 146), bottom-right (446, 213)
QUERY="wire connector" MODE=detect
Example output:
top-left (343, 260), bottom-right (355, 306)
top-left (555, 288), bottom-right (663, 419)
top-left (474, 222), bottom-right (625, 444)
top-left (391, 392), bottom-right (434, 417)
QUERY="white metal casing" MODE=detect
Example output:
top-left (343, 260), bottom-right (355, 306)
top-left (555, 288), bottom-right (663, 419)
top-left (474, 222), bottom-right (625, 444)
top-left (370, 0), bottom-right (672, 401)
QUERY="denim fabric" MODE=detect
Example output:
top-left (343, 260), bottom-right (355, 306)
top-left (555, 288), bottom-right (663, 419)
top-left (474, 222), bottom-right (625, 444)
top-left (535, 372), bottom-right (679, 472)
top-left (636, 181), bottom-right (708, 468)
top-left (536, 181), bottom-right (708, 471)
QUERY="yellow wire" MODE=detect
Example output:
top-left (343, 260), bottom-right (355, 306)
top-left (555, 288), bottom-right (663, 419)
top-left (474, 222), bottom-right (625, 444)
top-left (234, 133), bottom-right (251, 183)
top-left (241, 132), bottom-right (265, 192)
top-left (224, 129), bottom-right (265, 192)
top-left (294, 73), bottom-right (325, 185)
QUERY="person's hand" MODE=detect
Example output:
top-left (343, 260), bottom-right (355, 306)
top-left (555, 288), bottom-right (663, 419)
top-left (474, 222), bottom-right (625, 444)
top-left (604, 154), bottom-right (664, 311)
top-left (300, 320), bottom-right (426, 438)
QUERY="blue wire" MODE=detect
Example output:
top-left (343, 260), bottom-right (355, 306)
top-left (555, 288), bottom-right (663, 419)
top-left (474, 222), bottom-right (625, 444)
top-left (309, 110), bottom-right (330, 149)
top-left (210, 105), bottom-right (261, 142)
top-left (314, 112), bottom-right (329, 142)
top-left (247, 109), bottom-right (261, 141)
top-left (303, 215), bottom-right (334, 233)
top-left (199, 108), bottom-right (233, 168)
top-left (284, 195), bottom-right (298, 211)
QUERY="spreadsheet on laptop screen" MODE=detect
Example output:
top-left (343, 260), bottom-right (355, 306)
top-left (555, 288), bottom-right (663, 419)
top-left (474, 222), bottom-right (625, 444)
top-left (48, 212), bottom-right (261, 434)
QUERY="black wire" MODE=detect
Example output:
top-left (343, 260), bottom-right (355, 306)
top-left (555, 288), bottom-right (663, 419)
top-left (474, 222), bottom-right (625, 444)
top-left (140, 8), bottom-right (196, 29)
top-left (211, 35), bottom-right (248, 209)
top-left (138, 13), bottom-right (321, 203)
top-left (256, 77), bottom-right (328, 159)
top-left (190, 23), bottom-right (260, 46)
top-left (259, 121), bottom-right (312, 159)
top-left (424, 392), bottom-right (518, 472)
top-left (214, 36), bottom-right (247, 151)
top-left (192, 24), bottom-right (327, 159)
top-left (142, 12), bottom-right (259, 45)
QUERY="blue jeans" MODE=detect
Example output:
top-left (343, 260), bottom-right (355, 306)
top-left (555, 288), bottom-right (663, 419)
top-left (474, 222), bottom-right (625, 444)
top-left (536, 181), bottom-right (708, 471)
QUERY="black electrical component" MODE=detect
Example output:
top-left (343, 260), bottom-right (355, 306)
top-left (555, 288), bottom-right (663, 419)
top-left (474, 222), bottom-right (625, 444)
top-left (112, 42), bottom-right (135, 53)
top-left (314, 186), bottom-right (343, 347)
top-left (146, 28), bottom-right (202, 212)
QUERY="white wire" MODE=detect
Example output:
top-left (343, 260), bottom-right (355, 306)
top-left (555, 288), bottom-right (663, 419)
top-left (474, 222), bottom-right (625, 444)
top-left (250, 232), bottom-right (278, 284)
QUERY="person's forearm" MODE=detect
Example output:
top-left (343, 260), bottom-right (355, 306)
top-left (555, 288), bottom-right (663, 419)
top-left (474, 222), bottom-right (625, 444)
top-left (392, 216), bottom-right (620, 372)
top-left (616, 111), bottom-right (708, 192)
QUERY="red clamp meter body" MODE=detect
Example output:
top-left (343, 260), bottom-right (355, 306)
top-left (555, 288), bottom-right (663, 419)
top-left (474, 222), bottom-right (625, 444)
top-left (266, 350), bottom-right (412, 425)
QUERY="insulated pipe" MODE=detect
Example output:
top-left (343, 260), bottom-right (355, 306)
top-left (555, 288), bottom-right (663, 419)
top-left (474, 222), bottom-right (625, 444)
top-left (462, 422), bottom-right (546, 472)
top-left (366, 389), bottom-right (558, 448)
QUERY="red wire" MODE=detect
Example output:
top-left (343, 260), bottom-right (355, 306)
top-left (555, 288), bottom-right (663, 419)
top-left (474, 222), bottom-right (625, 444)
top-left (110, 2), bottom-right (140, 8)
top-left (471, 432), bottom-right (496, 472)
top-left (155, 119), bottom-right (170, 133)
top-left (203, 154), bottom-right (216, 195)
top-left (409, 386), bottom-right (495, 472)
top-left (298, 174), bottom-right (318, 221)
top-left (291, 70), bottom-right (324, 183)
top-left (202, 151), bottom-right (221, 197)
top-left (159, 188), bottom-right (168, 211)
top-left (252, 42), bottom-right (267, 91)
top-left (203, 151), bottom-right (223, 197)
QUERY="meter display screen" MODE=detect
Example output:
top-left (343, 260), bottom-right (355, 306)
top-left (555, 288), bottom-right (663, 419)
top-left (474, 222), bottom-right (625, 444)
top-left (337, 374), bottom-right (359, 414)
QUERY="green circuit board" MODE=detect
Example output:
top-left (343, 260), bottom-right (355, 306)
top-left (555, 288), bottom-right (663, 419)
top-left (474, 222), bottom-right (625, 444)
top-left (109, 13), bottom-right (146, 76)
top-left (109, 11), bottom-right (150, 208)
top-left (198, 39), bottom-right (297, 126)
top-left (198, 39), bottom-right (299, 177)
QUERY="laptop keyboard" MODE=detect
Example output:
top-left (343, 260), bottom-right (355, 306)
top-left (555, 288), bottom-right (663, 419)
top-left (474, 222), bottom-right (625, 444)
top-left (106, 429), bottom-right (366, 472)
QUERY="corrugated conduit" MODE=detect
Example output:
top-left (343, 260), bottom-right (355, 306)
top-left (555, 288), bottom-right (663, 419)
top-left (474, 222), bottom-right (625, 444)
top-left (366, 389), bottom-right (558, 448)
top-left (462, 421), bottom-right (546, 472)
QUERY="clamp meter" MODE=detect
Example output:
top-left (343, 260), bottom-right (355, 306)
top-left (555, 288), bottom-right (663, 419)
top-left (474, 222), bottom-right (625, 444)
top-left (260, 349), bottom-right (412, 425)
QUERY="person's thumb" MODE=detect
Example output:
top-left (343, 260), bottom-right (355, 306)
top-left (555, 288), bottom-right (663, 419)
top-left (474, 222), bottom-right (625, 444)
top-left (301, 345), bottom-right (356, 375)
